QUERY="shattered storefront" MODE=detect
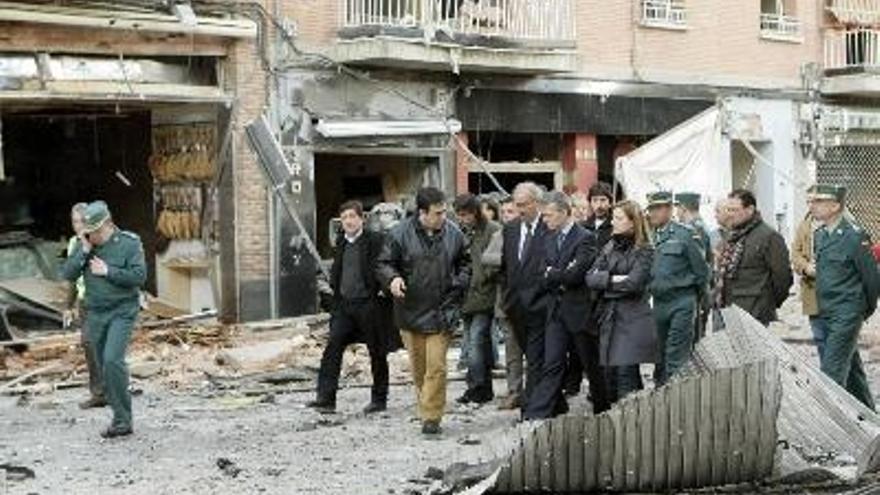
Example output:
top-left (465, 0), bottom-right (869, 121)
top-left (0, 18), bottom-right (251, 336)
top-left (250, 69), bottom-right (457, 316)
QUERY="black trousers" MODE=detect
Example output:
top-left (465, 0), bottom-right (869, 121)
top-left (510, 304), bottom-right (546, 407)
top-left (316, 299), bottom-right (389, 405)
top-left (523, 312), bottom-right (609, 420)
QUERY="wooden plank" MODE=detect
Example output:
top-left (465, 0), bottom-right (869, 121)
top-left (653, 386), bottom-right (669, 490)
top-left (727, 363), bottom-right (747, 483)
top-left (0, 278), bottom-right (68, 315)
top-left (524, 429), bottom-right (539, 491)
top-left (597, 413), bottom-right (614, 491)
top-left (510, 438), bottom-right (525, 492)
top-left (696, 366), bottom-right (715, 487)
top-left (757, 359), bottom-right (780, 478)
top-left (741, 362), bottom-right (762, 480)
top-left (537, 422), bottom-right (553, 491)
top-left (583, 414), bottom-right (598, 491)
top-left (567, 415), bottom-right (584, 492)
top-left (552, 417), bottom-right (568, 491)
top-left (610, 407), bottom-right (625, 492)
top-left (495, 463), bottom-right (511, 493)
top-left (711, 368), bottom-right (731, 486)
top-left (638, 395), bottom-right (654, 493)
top-left (667, 378), bottom-right (683, 489)
top-left (622, 398), bottom-right (640, 492)
top-left (681, 375), bottom-right (700, 488)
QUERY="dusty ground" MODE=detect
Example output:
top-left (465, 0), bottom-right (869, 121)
top-left (2, 293), bottom-right (880, 495)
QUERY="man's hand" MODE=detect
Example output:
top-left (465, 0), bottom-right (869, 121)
top-left (89, 257), bottom-right (109, 277)
top-left (804, 263), bottom-right (816, 278)
top-left (390, 277), bottom-right (407, 298)
top-left (79, 234), bottom-right (92, 253)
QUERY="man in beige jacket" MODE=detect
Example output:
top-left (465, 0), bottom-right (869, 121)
top-left (791, 203), bottom-right (823, 365)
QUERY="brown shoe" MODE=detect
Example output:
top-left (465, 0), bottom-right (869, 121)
top-left (497, 395), bottom-right (521, 410)
top-left (79, 397), bottom-right (107, 409)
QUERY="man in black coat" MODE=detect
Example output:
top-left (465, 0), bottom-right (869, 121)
top-left (308, 200), bottom-right (392, 414)
top-left (523, 192), bottom-right (607, 419)
top-left (501, 182), bottom-right (551, 407)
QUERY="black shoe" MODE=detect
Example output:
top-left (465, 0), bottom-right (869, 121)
top-left (363, 402), bottom-right (387, 414)
top-left (306, 399), bottom-right (336, 414)
top-left (422, 420), bottom-right (442, 435)
top-left (471, 389), bottom-right (494, 404)
top-left (456, 390), bottom-right (474, 404)
top-left (100, 426), bottom-right (133, 439)
top-left (79, 396), bottom-right (107, 409)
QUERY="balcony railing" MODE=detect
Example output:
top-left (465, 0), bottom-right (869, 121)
top-left (641, 0), bottom-right (686, 28)
top-left (827, 0), bottom-right (880, 26)
top-left (760, 13), bottom-right (801, 39)
top-left (824, 29), bottom-right (880, 71)
top-left (340, 0), bottom-right (575, 42)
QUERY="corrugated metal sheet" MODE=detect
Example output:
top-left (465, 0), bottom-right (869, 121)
top-left (479, 306), bottom-right (880, 493)
top-left (491, 359), bottom-right (781, 492)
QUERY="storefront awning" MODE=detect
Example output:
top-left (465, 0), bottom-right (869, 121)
top-left (827, 0), bottom-right (880, 26)
top-left (315, 119), bottom-right (462, 138)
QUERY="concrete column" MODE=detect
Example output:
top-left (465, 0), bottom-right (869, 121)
top-left (454, 132), bottom-right (470, 193)
top-left (562, 133), bottom-right (598, 193)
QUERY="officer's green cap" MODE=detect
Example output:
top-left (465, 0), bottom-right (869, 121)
top-left (646, 191), bottom-right (673, 208)
top-left (807, 184), bottom-right (846, 203)
top-left (82, 201), bottom-right (111, 234)
top-left (674, 192), bottom-right (701, 209)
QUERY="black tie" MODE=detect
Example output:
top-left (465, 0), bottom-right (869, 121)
top-left (521, 223), bottom-right (534, 262)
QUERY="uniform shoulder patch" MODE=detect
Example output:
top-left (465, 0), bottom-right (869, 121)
top-left (120, 230), bottom-right (141, 241)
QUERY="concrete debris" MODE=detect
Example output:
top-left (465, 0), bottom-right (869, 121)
top-left (424, 467), bottom-right (445, 480)
top-left (215, 458), bottom-right (241, 478)
top-left (0, 463), bottom-right (36, 482)
top-left (129, 361), bottom-right (162, 379)
top-left (457, 435), bottom-right (482, 446)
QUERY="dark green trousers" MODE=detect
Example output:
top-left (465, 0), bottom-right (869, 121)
top-left (818, 313), bottom-right (875, 410)
top-left (87, 303), bottom-right (138, 429)
top-left (653, 291), bottom-right (697, 385)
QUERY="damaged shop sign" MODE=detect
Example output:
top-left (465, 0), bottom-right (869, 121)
top-left (467, 306), bottom-right (880, 493)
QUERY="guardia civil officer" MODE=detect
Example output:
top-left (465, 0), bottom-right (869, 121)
top-left (61, 201), bottom-right (145, 438)
top-left (810, 185), bottom-right (879, 409)
top-left (646, 192), bottom-right (709, 384)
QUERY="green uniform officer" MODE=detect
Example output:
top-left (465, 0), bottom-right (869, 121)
top-left (647, 192), bottom-right (709, 385)
top-left (675, 192), bottom-right (713, 340)
top-left (60, 201), bottom-right (146, 438)
top-left (809, 185), bottom-right (879, 410)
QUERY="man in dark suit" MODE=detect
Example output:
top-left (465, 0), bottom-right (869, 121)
top-left (523, 191), bottom-right (607, 419)
top-left (501, 182), bottom-right (551, 408)
top-left (308, 200), bottom-right (392, 414)
top-left (564, 181), bottom-right (615, 397)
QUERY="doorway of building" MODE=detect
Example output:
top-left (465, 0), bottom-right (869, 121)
top-left (1, 109), bottom-right (155, 291)
top-left (314, 153), bottom-right (436, 257)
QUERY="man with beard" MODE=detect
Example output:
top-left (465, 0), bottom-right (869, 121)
top-left (716, 189), bottom-right (793, 326)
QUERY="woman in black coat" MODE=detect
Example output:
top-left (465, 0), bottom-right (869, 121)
top-left (585, 200), bottom-right (658, 403)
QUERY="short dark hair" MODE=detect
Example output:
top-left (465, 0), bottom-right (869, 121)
top-left (416, 187), bottom-right (446, 212)
top-left (454, 193), bottom-right (481, 214)
top-left (479, 194), bottom-right (500, 219)
top-left (588, 182), bottom-right (613, 202)
top-left (728, 189), bottom-right (757, 209)
top-left (499, 195), bottom-right (514, 205)
top-left (338, 200), bottom-right (364, 217)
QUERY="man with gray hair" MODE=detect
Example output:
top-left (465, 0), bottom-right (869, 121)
top-left (500, 182), bottom-right (551, 411)
top-left (524, 191), bottom-right (604, 418)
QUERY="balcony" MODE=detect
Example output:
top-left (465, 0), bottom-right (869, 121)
top-left (826, 0), bottom-right (880, 26)
top-left (822, 29), bottom-right (880, 96)
top-left (640, 0), bottom-right (687, 29)
top-left (759, 13), bottom-right (801, 42)
top-left (333, 0), bottom-right (577, 74)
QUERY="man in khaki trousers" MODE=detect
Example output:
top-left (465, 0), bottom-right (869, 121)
top-left (377, 187), bottom-right (471, 436)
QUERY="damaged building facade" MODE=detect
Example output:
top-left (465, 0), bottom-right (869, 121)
top-left (1, 1), bottom-right (877, 324)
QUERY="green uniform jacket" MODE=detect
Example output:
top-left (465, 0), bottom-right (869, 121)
top-left (60, 230), bottom-right (146, 311)
top-left (815, 217), bottom-right (880, 320)
top-left (650, 222), bottom-right (709, 296)
top-left (462, 220), bottom-right (501, 315)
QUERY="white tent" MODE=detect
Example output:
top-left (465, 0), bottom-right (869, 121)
top-left (615, 105), bottom-right (730, 228)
